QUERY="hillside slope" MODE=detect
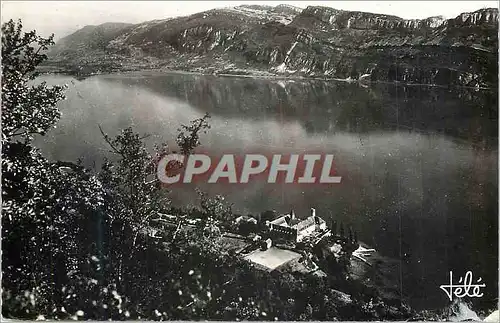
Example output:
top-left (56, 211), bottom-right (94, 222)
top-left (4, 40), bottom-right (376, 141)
top-left (46, 5), bottom-right (499, 87)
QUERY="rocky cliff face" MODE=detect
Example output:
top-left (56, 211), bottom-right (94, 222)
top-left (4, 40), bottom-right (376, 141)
top-left (46, 5), bottom-right (498, 87)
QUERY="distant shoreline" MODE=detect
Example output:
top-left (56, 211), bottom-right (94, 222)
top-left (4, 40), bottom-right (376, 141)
top-left (37, 66), bottom-right (495, 91)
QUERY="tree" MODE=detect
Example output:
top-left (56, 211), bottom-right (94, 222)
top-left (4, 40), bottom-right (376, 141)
top-left (350, 62), bottom-right (359, 80)
top-left (2, 19), bottom-right (65, 143)
top-left (176, 113), bottom-right (211, 155)
top-left (98, 126), bottom-right (171, 248)
top-left (97, 110), bottom-right (214, 239)
top-left (259, 210), bottom-right (276, 223)
top-left (2, 19), bottom-right (104, 318)
top-left (349, 226), bottom-right (354, 243)
top-left (331, 220), bottom-right (337, 235)
top-left (197, 188), bottom-right (233, 224)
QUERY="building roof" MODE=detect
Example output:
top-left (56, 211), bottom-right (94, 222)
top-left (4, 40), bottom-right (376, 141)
top-left (236, 215), bottom-right (257, 223)
top-left (271, 214), bottom-right (322, 233)
top-left (270, 215), bottom-right (290, 227)
top-left (295, 216), bottom-right (316, 232)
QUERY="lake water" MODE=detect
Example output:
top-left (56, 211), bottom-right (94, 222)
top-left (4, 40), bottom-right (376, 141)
top-left (36, 72), bottom-right (498, 312)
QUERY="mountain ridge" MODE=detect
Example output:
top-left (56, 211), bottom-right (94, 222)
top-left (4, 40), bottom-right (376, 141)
top-left (45, 5), bottom-right (499, 87)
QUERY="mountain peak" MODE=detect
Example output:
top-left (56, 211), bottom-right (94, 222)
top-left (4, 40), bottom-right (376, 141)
top-left (46, 4), bottom-right (498, 88)
top-left (452, 7), bottom-right (498, 25)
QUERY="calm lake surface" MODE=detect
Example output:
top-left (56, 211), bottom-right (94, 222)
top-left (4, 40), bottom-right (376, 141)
top-left (36, 72), bottom-right (498, 311)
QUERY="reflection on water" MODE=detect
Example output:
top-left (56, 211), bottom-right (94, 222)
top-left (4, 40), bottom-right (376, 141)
top-left (35, 72), bottom-right (498, 311)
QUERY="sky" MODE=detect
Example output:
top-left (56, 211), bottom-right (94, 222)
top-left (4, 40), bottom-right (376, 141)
top-left (2, 1), bottom-right (498, 40)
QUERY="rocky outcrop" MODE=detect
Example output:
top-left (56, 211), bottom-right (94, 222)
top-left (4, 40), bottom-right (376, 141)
top-left (45, 5), bottom-right (498, 87)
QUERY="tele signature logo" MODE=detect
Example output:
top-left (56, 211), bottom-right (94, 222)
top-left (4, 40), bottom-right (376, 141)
top-left (439, 271), bottom-right (486, 302)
